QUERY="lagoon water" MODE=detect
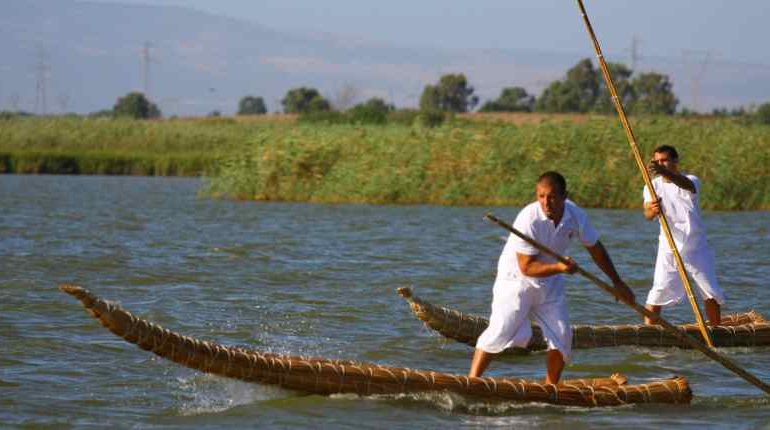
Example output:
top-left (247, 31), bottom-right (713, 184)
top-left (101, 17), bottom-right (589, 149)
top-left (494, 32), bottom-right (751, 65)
top-left (1, 175), bottom-right (769, 429)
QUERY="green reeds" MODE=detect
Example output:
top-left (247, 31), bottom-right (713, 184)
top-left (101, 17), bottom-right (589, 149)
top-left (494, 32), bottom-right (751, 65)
top-left (2, 116), bottom-right (768, 209)
top-left (203, 117), bottom-right (770, 210)
top-left (0, 116), bottom-right (260, 176)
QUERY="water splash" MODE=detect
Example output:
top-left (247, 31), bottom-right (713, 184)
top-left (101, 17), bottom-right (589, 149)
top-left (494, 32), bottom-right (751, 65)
top-left (173, 374), bottom-right (295, 415)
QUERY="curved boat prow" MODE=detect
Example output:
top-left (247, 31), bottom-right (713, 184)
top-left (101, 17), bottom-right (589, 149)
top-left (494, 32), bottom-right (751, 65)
top-left (61, 284), bottom-right (692, 407)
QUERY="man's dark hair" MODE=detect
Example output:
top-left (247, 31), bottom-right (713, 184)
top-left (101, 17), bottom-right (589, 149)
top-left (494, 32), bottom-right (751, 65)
top-left (653, 145), bottom-right (679, 161)
top-left (537, 171), bottom-right (567, 196)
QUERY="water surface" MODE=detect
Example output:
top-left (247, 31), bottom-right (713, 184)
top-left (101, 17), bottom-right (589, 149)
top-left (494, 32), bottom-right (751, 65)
top-left (1, 175), bottom-right (769, 429)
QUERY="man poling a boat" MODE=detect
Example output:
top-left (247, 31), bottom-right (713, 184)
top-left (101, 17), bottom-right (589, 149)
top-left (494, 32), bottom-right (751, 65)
top-left (643, 145), bottom-right (726, 326)
top-left (469, 171), bottom-right (635, 384)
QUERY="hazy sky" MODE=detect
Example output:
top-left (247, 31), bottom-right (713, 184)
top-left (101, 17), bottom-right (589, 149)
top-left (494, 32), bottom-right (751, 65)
top-left (86, 0), bottom-right (770, 65)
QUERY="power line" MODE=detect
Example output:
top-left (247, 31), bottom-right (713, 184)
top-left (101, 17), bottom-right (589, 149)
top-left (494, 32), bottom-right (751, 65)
top-left (683, 49), bottom-right (713, 112)
top-left (34, 46), bottom-right (50, 115)
top-left (141, 41), bottom-right (159, 101)
top-left (629, 35), bottom-right (641, 71)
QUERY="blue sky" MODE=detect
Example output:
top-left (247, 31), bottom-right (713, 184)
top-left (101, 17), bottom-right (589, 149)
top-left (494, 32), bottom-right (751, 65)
top-left (5, 0), bottom-right (769, 113)
top-left (88, 0), bottom-right (770, 64)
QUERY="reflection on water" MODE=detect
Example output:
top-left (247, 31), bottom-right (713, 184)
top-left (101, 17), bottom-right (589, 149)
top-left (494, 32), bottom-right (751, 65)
top-left (1, 175), bottom-right (769, 428)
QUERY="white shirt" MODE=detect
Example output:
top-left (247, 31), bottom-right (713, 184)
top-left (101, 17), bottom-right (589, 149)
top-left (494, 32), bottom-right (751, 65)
top-left (496, 200), bottom-right (600, 288)
top-left (643, 174), bottom-right (706, 250)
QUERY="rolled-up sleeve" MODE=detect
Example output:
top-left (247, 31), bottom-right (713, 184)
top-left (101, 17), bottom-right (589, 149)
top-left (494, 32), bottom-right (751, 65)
top-left (578, 210), bottom-right (600, 247)
top-left (643, 185), bottom-right (653, 203)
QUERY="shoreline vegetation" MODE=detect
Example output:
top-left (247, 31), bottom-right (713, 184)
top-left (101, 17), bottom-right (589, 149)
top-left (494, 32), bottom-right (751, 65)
top-left (1, 114), bottom-right (768, 210)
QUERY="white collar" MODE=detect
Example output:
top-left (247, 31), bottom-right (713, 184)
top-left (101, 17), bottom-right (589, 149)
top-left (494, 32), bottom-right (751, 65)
top-left (535, 200), bottom-right (572, 226)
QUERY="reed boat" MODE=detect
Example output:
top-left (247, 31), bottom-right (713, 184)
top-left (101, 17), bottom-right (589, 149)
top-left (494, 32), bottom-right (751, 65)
top-left (61, 284), bottom-right (691, 407)
top-left (398, 287), bottom-right (770, 352)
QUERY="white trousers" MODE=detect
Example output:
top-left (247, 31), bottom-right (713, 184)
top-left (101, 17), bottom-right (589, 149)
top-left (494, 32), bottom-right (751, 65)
top-left (476, 278), bottom-right (572, 361)
top-left (646, 240), bottom-right (726, 306)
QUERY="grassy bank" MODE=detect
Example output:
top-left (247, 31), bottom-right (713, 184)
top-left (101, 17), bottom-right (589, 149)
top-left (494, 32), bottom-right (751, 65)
top-left (0, 116), bottom-right (256, 175)
top-left (1, 115), bottom-right (768, 209)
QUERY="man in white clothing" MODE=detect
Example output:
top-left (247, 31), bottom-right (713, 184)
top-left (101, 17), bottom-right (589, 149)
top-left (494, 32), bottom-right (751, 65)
top-left (469, 171), bottom-right (635, 384)
top-left (643, 145), bottom-right (726, 325)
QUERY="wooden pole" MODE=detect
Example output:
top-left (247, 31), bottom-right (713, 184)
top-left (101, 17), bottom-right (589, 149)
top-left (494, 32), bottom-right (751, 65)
top-left (573, 0), bottom-right (714, 347)
top-left (485, 213), bottom-right (770, 395)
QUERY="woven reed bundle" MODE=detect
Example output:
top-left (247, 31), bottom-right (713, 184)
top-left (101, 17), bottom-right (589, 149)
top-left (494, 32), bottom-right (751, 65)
top-left (398, 287), bottom-right (770, 351)
top-left (61, 284), bottom-right (692, 407)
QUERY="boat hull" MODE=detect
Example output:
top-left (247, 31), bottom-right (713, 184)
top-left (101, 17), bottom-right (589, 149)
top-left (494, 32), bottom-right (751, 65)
top-left (398, 287), bottom-right (770, 351)
top-left (61, 284), bottom-right (692, 407)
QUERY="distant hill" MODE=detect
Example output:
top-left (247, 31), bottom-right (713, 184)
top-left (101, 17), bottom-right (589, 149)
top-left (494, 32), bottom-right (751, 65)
top-left (2, 0), bottom-right (768, 115)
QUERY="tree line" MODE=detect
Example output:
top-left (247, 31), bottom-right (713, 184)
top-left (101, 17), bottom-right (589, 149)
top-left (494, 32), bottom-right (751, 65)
top-left (416, 59), bottom-right (679, 115)
top-left (103, 58), bottom-right (679, 123)
top-left (4, 58), bottom-right (770, 125)
top-left (232, 58), bottom-right (768, 124)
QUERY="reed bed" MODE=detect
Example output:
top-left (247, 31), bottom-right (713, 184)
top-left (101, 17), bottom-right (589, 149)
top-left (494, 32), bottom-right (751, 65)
top-left (2, 115), bottom-right (768, 209)
top-left (203, 116), bottom-right (770, 210)
top-left (0, 116), bottom-right (263, 175)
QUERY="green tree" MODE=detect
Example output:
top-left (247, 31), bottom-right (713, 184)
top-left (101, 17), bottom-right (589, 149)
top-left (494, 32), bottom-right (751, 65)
top-left (148, 103), bottom-right (161, 119)
top-left (536, 59), bottom-right (642, 114)
top-left (630, 72), bottom-right (678, 115)
top-left (593, 63), bottom-right (635, 114)
top-left (419, 74), bottom-right (478, 113)
top-left (536, 59), bottom-right (599, 113)
top-left (281, 87), bottom-right (331, 114)
top-left (238, 96), bottom-right (267, 115)
top-left (566, 58), bottom-right (600, 111)
top-left (536, 81), bottom-right (584, 113)
top-left (419, 85), bottom-right (441, 111)
top-left (756, 102), bottom-right (770, 125)
top-left (113, 92), bottom-right (161, 119)
top-left (348, 97), bottom-right (394, 124)
top-left (534, 58), bottom-right (679, 115)
top-left (479, 87), bottom-right (535, 112)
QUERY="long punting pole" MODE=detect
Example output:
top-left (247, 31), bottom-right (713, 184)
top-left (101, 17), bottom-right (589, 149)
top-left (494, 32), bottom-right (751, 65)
top-left (485, 213), bottom-right (770, 395)
top-left (573, 0), bottom-right (714, 347)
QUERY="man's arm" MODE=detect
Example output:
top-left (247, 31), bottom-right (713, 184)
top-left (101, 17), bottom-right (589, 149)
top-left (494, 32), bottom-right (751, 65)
top-left (517, 253), bottom-right (576, 278)
top-left (649, 162), bottom-right (696, 193)
top-left (585, 241), bottom-right (635, 304)
top-left (644, 199), bottom-right (661, 220)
